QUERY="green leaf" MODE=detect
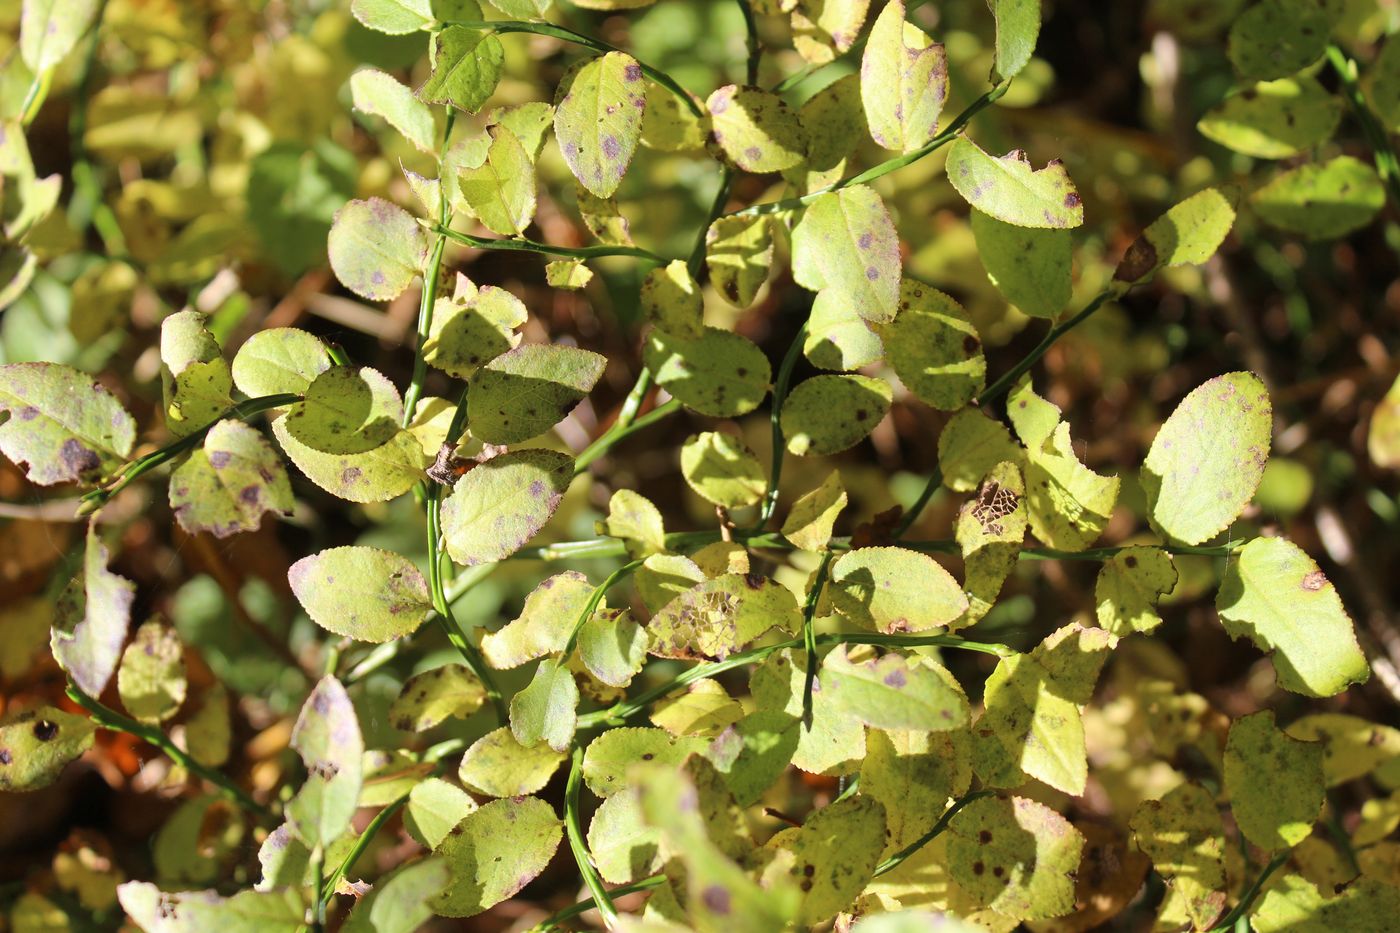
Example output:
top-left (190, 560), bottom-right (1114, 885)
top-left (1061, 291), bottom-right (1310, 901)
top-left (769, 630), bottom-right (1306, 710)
top-left (404, 777), bottom-right (477, 849)
top-left (1095, 546), bottom-right (1176, 635)
top-left (938, 407), bottom-right (1023, 492)
top-left (576, 187), bottom-right (634, 245)
top-left (288, 546), bottom-right (433, 643)
top-left (350, 68), bottom-right (436, 153)
top-left (509, 657), bottom-right (578, 751)
top-left (1216, 536), bottom-right (1368, 697)
top-left (780, 471), bottom-right (847, 551)
top-left (1367, 37), bottom-right (1400, 131)
top-left (20, 0), bottom-right (101, 73)
top-left (782, 374), bottom-right (892, 456)
top-left (1009, 379), bottom-right (1120, 551)
top-left (1198, 77), bottom-right (1342, 158)
top-left (52, 525), bottom-right (134, 696)
top-left (1114, 186), bottom-right (1238, 286)
top-left (0, 706), bottom-right (96, 791)
top-left (117, 621), bottom-right (186, 725)
top-left (0, 362), bottom-right (136, 485)
top-left (649, 572), bottom-right (801, 660)
top-left (1228, 0), bottom-right (1329, 81)
top-left (1286, 713), bottom-right (1400, 786)
top-left (804, 282), bottom-right (884, 371)
top-left (588, 788), bottom-right (662, 883)
top-left (327, 198), bottom-right (426, 301)
top-left (342, 857), bottom-right (449, 933)
top-left (971, 209), bottom-right (1071, 319)
top-left (1129, 782), bottom-right (1229, 930)
top-left (545, 259), bottom-right (592, 289)
top-left (705, 214), bottom-right (773, 309)
top-left (351, 0), bottom-right (432, 34)
top-left (169, 419), bottom-right (294, 539)
top-left (230, 327), bottom-right (332, 398)
top-left (819, 646), bottom-right (969, 731)
top-left (706, 84), bottom-right (807, 173)
top-left (160, 310), bottom-right (232, 438)
top-left (272, 415), bottom-right (427, 503)
top-left (456, 126), bottom-right (536, 235)
top-left (431, 796), bottom-right (563, 917)
top-left (554, 52), bottom-right (647, 197)
top-left (486, 101), bottom-right (554, 160)
top-left (118, 883), bottom-right (304, 933)
top-left (750, 648), bottom-right (866, 775)
top-left (482, 571), bottom-right (592, 669)
top-left (1253, 875), bottom-right (1400, 933)
top-left (1250, 155), bottom-right (1385, 240)
top-left (577, 608), bottom-right (649, 688)
top-left (283, 366), bottom-right (403, 455)
top-left (882, 281), bottom-right (985, 410)
top-left (441, 448), bottom-right (573, 565)
top-left (287, 676), bottom-right (364, 849)
top-left (642, 82), bottom-right (707, 152)
top-left (991, 0), bottom-right (1042, 81)
top-left (388, 664), bottom-right (485, 732)
top-left (787, 73), bottom-right (863, 192)
top-left (582, 727), bottom-right (708, 797)
top-left (467, 344), bottom-right (606, 444)
top-left (644, 327), bottom-right (771, 418)
top-left (641, 259), bottom-right (703, 338)
top-left (458, 725), bottom-right (566, 796)
top-left (423, 273), bottom-right (527, 379)
top-left (636, 553), bottom-right (707, 613)
top-left (861, 727), bottom-right (971, 850)
top-left (945, 138), bottom-right (1085, 229)
top-left (791, 185), bottom-right (902, 324)
top-left (861, 0), bottom-right (948, 153)
top-left (603, 489), bottom-right (667, 558)
top-left (1142, 372), bottom-right (1271, 545)
top-left (706, 709), bottom-right (801, 806)
top-left (792, 0), bottom-right (870, 64)
top-left (760, 796), bottom-right (887, 924)
top-left (947, 795), bottom-right (1085, 921)
top-left (680, 431), bottom-right (766, 508)
top-left (828, 546), bottom-right (968, 633)
top-left (417, 26), bottom-right (505, 112)
top-left (651, 679), bottom-right (744, 738)
top-left (1224, 710), bottom-right (1324, 850)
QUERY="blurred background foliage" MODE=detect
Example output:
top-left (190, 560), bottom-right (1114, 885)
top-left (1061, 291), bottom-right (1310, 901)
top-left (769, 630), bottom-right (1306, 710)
top-left (3, 0), bottom-right (1400, 929)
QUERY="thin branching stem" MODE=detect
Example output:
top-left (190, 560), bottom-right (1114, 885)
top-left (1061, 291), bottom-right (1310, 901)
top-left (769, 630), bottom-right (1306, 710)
top-left (873, 789), bottom-right (995, 876)
top-left (432, 224), bottom-right (671, 263)
top-left (724, 80), bottom-right (1012, 219)
top-left (565, 747), bottom-right (621, 929)
top-left (320, 793), bottom-right (408, 902)
top-left (1327, 44), bottom-right (1400, 211)
top-left (562, 559), bottom-right (645, 658)
top-left (574, 398), bottom-right (681, 475)
top-left (441, 20), bottom-right (703, 117)
top-left (753, 319), bottom-right (809, 530)
top-left (800, 551), bottom-right (834, 724)
top-left (536, 876), bottom-right (666, 931)
top-left (402, 110), bottom-right (457, 426)
top-left (977, 288), bottom-right (1116, 407)
top-left (66, 684), bottom-right (274, 821)
top-left (1207, 850), bottom-right (1289, 933)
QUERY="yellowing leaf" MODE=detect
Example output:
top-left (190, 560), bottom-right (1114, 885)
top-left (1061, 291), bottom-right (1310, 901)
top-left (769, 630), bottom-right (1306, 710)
top-left (1114, 187), bottom-right (1237, 287)
top-left (782, 374), bottom-right (892, 456)
top-left (1251, 155), bottom-right (1385, 240)
top-left (1095, 546), bottom-right (1177, 635)
top-left (405, 777), bottom-right (477, 849)
top-left (588, 788), bottom-right (662, 883)
top-left (288, 676), bottom-right (364, 848)
top-left (641, 259), bottom-right (703, 338)
top-left (707, 84), bottom-right (807, 173)
top-left (955, 461), bottom-right (1026, 627)
top-left (456, 126), bottom-right (536, 235)
top-left (938, 407), bottom-right (1023, 493)
top-left (946, 795), bottom-right (1085, 921)
top-left (971, 209), bottom-right (1071, 319)
top-left (283, 366), bottom-right (403, 455)
top-left (0, 362), bottom-right (136, 486)
top-left (554, 52), bottom-right (647, 197)
top-left (1253, 874), bottom-right (1400, 933)
top-left (1198, 77), bottom-right (1342, 158)
top-left (781, 471), bottom-right (847, 551)
top-left (440, 448), bottom-right (574, 566)
top-left (750, 648), bottom-right (866, 775)
top-left (327, 198), bottom-right (426, 301)
top-left (792, 185), bottom-right (902, 323)
top-left (160, 310), bottom-right (232, 439)
top-left (882, 281), bottom-right (985, 410)
top-left (1129, 781), bottom-right (1228, 930)
top-left (0, 706), bottom-right (96, 792)
top-left (52, 525), bottom-right (134, 697)
top-left (230, 327), bottom-right (332, 398)
top-left (819, 646), bottom-right (969, 731)
top-left (467, 344), bottom-right (606, 444)
top-left (680, 431), bottom-right (766, 508)
top-left (761, 796), bottom-right (887, 924)
top-left (288, 546), bottom-right (432, 643)
top-left (828, 546), bottom-right (968, 633)
top-left (861, 727), bottom-right (972, 850)
top-left (169, 419), bottom-right (294, 539)
top-left (388, 664), bottom-right (486, 732)
top-left (423, 273), bottom-right (527, 380)
top-left (458, 725), bottom-right (565, 797)
top-left (706, 214), bottom-right (773, 309)
top-left (1216, 536), bottom-right (1368, 697)
top-left (272, 416), bottom-right (427, 503)
top-left (645, 327), bottom-right (771, 418)
top-left (603, 489), bottom-right (667, 557)
top-left (1224, 710), bottom-right (1324, 850)
top-left (649, 573), bottom-right (801, 660)
top-left (432, 796), bottom-right (562, 917)
top-left (482, 571), bottom-right (593, 669)
top-left (582, 727), bottom-right (708, 797)
top-left (118, 883), bottom-right (304, 933)
top-left (418, 26), bottom-right (505, 113)
top-left (350, 68), bottom-right (436, 153)
top-left (861, 0), bottom-right (947, 152)
top-left (117, 621), bottom-right (186, 725)
top-left (1286, 713), bottom-right (1400, 786)
top-left (945, 139), bottom-right (1084, 229)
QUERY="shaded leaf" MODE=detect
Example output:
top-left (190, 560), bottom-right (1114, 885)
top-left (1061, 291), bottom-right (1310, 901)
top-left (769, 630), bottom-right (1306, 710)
top-left (467, 344), bottom-right (605, 444)
top-left (0, 362), bottom-right (136, 486)
top-left (781, 471), bottom-right (847, 551)
top-left (971, 209), bottom-right (1071, 319)
top-left (706, 709), bottom-right (801, 806)
top-left (287, 676), bottom-right (364, 848)
top-left (388, 664), bottom-right (485, 732)
top-left (1114, 187), bottom-right (1237, 286)
top-left (440, 449), bottom-right (573, 566)
top-left (1198, 77), bottom-right (1342, 158)
top-left (272, 415), bottom-right (427, 503)
top-left (117, 621), bottom-right (186, 725)
top-left (52, 525), bottom-right (134, 696)
top-left (1224, 710), bottom-right (1324, 850)
top-left (750, 648), bottom-right (866, 774)
top-left (342, 857), bottom-right (449, 933)
top-left (792, 185), bottom-right (901, 323)
top-left (991, 0), bottom-right (1042, 81)
top-left (1251, 155), bottom-right (1385, 240)
top-left (1130, 781), bottom-right (1227, 930)
top-left (705, 214), bottom-right (773, 309)
top-left (160, 310), bottom-right (232, 439)
top-left (283, 366), bottom-right (403, 455)
top-left (350, 68), bottom-right (436, 153)
top-left (648, 572), bottom-right (801, 661)
top-left (1228, 0), bottom-right (1329, 81)
top-left (641, 259), bottom-right (703, 338)
top-left (680, 431), bottom-right (766, 508)
top-left (946, 795), bottom-right (1085, 921)
top-left (404, 778), bottom-right (477, 849)
top-left (482, 571), bottom-right (593, 669)
top-left (169, 419), bottom-right (293, 539)
top-left (882, 281), bottom-right (985, 410)
top-left (418, 26), bottom-right (505, 112)
top-left (760, 796), bottom-right (887, 924)
top-left (423, 273), bottom-right (527, 380)
top-left (509, 658), bottom-right (578, 751)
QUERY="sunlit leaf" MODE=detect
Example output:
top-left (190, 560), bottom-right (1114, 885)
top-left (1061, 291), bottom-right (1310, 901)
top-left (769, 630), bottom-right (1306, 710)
top-left (118, 883), bottom-right (304, 933)
top-left (20, 0), bottom-right (101, 73)
top-left (641, 259), bottom-right (703, 338)
top-left (707, 84), bottom-right (807, 173)
top-left (946, 795), bottom-right (1085, 921)
top-left (482, 571), bottom-right (592, 669)
top-left (545, 259), bottom-right (592, 289)
top-left (651, 679), bottom-right (744, 738)
top-left (554, 52), bottom-right (647, 197)
top-left (456, 126), bottom-right (537, 235)
top-left (781, 471), bottom-right (847, 551)
top-left (342, 857), bottom-right (449, 933)
top-left (861, 0), bottom-right (947, 152)
top-left (861, 727), bottom-right (972, 850)
top-left (283, 366), bottom-right (403, 455)
top-left (288, 546), bottom-right (432, 643)
top-left (440, 449), bottom-right (574, 566)
top-left (1095, 546), bottom-right (1177, 635)
top-left (1251, 155), bottom-right (1385, 240)
top-left (0, 362), bottom-right (135, 485)
top-left (680, 431), bottom-right (766, 508)
top-left (955, 461), bottom-right (1026, 627)
top-left (1224, 710), bottom-right (1324, 850)
top-left (272, 415), bottom-right (427, 503)
top-left (327, 198), bottom-right (426, 301)
top-left (350, 68), bottom-right (436, 153)
top-left (582, 727), bottom-right (708, 797)
top-left (424, 273), bottom-right (527, 379)
top-left (939, 407), bottom-right (1024, 493)
top-left (0, 706), bottom-right (95, 792)
top-left (820, 646), bottom-right (969, 731)
top-left (117, 621), bottom-right (186, 725)
top-left (782, 374), bottom-right (892, 456)
top-left (1198, 77), bottom-right (1341, 158)
top-left (882, 281), bottom-right (985, 410)
top-left (169, 419), bottom-right (293, 538)
top-left (1253, 874), bottom-right (1400, 933)
top-left (509, 657), bottom-right (578, 751)
top-left (588, 787), bottom-right (662, 883)
top-left (388, 664), bottom-right (485, 732)
top-left (467, 344), bottom-right (606, 444)
top-left (1216, 536), bottom-right (1368, 697)
top-left (828, 546), bottom-right (968, 633)
top-left (991, 0), bottom-right (1042, 81)
top-left (287, 676), bottom-right (364, 848)
top-left (750, 648), bottom-right (866, 774)
top-left (705, 214), bottom-right (773, 309)
top-left (706, 709), bottom-right (801, 806)
top-left (602, 489), bottom-right (667, 558)
top-left (404, 777), bottom-right (477, 849)
top-left (418, 26), bottom-right (505, 112)
top-left (645, 327), bottom-right (771, 418)
top-left (792, 185), bottom-right (902, 324)
top-left (945, 139), bottom-right (1084, 229)
top-left (458, 725), bottom-right (565, 796)
top-left (230, 327), bottom-right (332, 398)
top-left (792, 0), bottom-right (870, 65)
top-left (970, 209), bottom-right (1071, 319)
top-left (648, 573), bottom-right (801, 660)
top-left (1114, 187), bottom-right (1237, 286)
top-left (52, 525), bottom-right (134, 696)
top-left (160, 311), bottom-right (232, 438)
top-left (641, 83), bottom-right (707, 152)
top-left (351, 0), bottom-right (432, 34)
top-left (1286, 713), bottom-right (1400, 787)
top-left (760, 796), bottom-right (886, 924)
top-left (1130, 781), bottom-right (1227, 929)
top-left (431, 796), bottom-right (563, 917)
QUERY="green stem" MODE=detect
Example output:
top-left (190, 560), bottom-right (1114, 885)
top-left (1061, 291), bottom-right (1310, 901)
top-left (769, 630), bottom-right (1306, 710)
top-left (78, 393), bottom-right (303, 515)
top-left (427, 488), bottom-right (507, 723)
top-left (562, 559), bottom-right (644, 658)
top-left (576, 631), bottom-right (1012, 729)
top-left (874, 789), bottom-right (995, 876)
top-left (66, 684), bottom-right (274, 821)
top-left (433, 224), bottom-right (670, 263)
top-left (310, 848), bottom-right (326, 933)
top-left (977, 289), bottom-right (1114, 407)
top-left (536, 876), bottom-right (666, 930)
top-left (321, 794), bottom-right (408, 901)
top-left (891, 466), bottom-right (943, 539)
top-left (725, 79), bottom-right (1011, 219)
top-left (565, 747), bottom-right (620, 929)
top-left (1327, 44), bottom-right (1400, 211)
top-left (442, 20), bottom-right (703, 117)
top-left (800, 551), bottom-right (834, 724)
top-left (1208, 850), bottom-right (1289, 933)
top-left (737, 0), bottom-right (762, 85)
top-left (688, 169), bottom-right (735, 281)
top-left (403, 111), bottom-right (457, 426)
top-left (754, 320), bottom-right (808, 529)
top-left (19, 67), bottom-right (52, 127)
top-left (573, 398), bottom-right (681, 475)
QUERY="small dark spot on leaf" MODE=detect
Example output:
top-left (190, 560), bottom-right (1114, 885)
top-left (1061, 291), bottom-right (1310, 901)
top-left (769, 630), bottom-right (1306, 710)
top-left (33, 721), bottom-right (58, 742)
